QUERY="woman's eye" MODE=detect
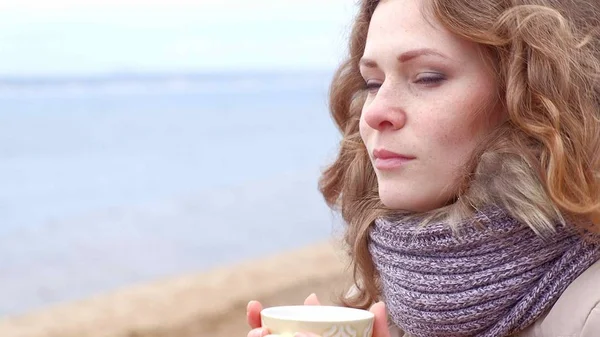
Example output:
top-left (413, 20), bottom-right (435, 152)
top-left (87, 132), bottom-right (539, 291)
top-left (414, 74), bottom-right (446, 86)
top-left (365, 81), bottom-right (382, 92)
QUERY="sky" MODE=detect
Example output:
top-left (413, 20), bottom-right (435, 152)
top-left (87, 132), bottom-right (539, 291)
top-left (0, 0), bottom-right (357, 76)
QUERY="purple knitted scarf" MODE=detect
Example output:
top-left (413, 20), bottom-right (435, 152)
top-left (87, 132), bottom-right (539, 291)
top-left (368, 207), bottom-right (600, 337)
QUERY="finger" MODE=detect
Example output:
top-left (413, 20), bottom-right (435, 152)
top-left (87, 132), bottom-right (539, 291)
top-left (247, 300), bottom-right (264, 329)
top-left (303, 293), bottom-right (321, 306)
top-left (369, 302), bottom-right (391, 337)
top-left (247, 327), bottom-right (270, 337)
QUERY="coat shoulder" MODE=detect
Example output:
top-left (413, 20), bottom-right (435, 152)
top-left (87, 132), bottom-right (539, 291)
top-left (520, 258), bottom-right (600, 337)
top-left (580, 304), bottom-right (600, 337)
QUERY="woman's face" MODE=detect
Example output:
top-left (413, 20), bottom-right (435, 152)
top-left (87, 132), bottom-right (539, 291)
top-left (359, 0), bottom-right (505, 212)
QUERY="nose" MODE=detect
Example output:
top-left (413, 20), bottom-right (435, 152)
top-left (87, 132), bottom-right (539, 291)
top-left (362, 90), bottom-right (406, 131)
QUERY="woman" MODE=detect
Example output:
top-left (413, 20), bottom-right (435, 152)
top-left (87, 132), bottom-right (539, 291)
top-left (248, 0), bottom-right (600, 335)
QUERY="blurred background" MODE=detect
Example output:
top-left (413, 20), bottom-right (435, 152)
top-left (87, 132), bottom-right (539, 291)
top-left (0, 0), bottom-right (356, 319)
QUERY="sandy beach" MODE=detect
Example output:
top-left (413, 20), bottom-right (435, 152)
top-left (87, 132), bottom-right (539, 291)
top-left (0, 241), bottom-right (350, 337)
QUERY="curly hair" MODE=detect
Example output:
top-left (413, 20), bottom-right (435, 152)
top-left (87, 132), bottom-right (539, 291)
top-left (319, 0), bottom-right (600, 309)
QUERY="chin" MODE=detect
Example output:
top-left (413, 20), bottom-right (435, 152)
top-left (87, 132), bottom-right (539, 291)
top-left (378, 187), bottom-right (446, 213)
top-left (379, 193), bottom-right (421, 212)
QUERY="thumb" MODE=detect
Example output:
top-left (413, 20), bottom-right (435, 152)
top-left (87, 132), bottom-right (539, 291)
top-left (369, 302), bottom-right (390, 337)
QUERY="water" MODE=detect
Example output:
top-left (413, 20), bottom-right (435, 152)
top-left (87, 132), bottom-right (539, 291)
top-left (0, 70), bottom-right (343, 316)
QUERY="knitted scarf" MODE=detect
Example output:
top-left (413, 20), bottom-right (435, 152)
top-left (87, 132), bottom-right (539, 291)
top-left (368, 206), bottom-right (600, 337)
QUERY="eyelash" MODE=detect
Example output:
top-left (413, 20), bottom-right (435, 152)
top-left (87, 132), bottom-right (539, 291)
top-left (363, 75), bottom-right (446, 92)
top-left (365, 82), bottom-right (382, 91)
top-left (415, 75), bottom-right (445, 85)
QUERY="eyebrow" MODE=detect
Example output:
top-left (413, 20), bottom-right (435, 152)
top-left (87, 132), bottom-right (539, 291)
top-left (359, 48), bottom-right (450, 68)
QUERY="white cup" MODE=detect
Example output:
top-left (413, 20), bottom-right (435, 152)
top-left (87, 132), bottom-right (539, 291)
top-left (260, 305), bottom-right (374, 337)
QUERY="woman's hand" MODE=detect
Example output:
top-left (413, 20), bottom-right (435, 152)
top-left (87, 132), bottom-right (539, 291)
top-left (246, 295), bottom-right (390, 337)
top-left (365, 302), bottom-right (391, 337)
top-left (246, 293), bottom-right (321, 337)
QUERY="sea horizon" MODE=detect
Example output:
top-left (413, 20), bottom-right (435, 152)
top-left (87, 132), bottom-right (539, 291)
top-left (0, 67), bottom-right (342, 316)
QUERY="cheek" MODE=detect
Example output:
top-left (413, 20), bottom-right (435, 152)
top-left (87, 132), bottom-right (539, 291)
top-left (429, 127), bottom-right (477, 167)
top-left (422, 106), bottom-right (490, 167)
top-left (358, 113), bottom-right (371, 143)
top-left (430, 84), bottom-right (500, 151)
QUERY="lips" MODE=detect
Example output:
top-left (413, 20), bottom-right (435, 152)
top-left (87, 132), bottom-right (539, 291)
top-left (372, 149), bottom-right (414, 170)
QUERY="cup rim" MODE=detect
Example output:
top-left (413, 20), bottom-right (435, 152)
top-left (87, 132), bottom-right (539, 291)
top-left (260, 305), bottom-right (375, 323)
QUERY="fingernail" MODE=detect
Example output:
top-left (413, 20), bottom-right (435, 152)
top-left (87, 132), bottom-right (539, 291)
top-left (250, 328), bottom-right (267, 337)
top-left (246, 301), bottom-right (252, 314)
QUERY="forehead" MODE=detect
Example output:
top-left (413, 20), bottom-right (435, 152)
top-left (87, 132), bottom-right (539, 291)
top-left (364, 0), bottom-right (477, 61)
